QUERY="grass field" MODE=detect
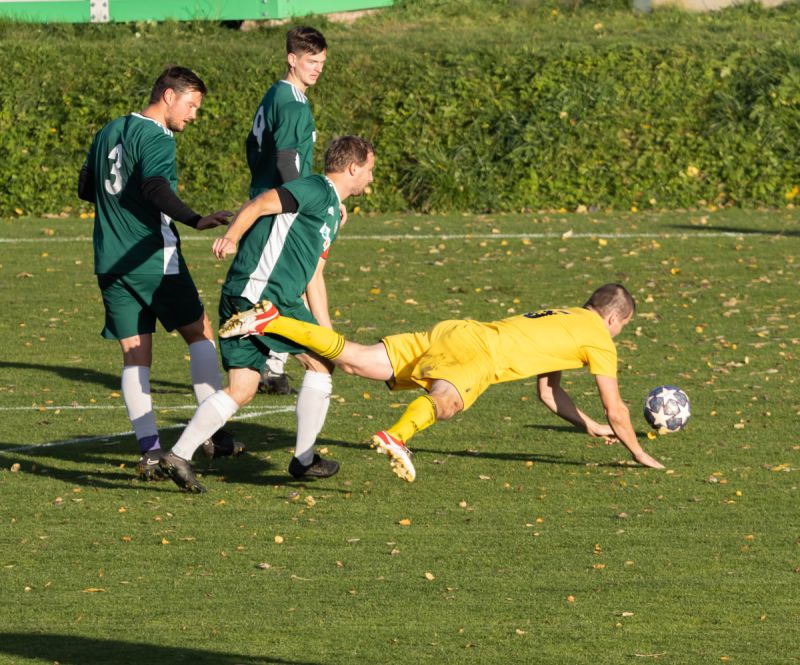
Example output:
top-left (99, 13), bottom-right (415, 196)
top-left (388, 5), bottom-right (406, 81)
top-left (1, 209), bottom-right (798, 664)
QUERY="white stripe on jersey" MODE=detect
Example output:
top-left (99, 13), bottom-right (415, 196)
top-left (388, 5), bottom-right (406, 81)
top-left (241, 211), bottom-right (298, 303)
top-left (131, 112), bottom-right (173, 137)
top-left (280, 80), bottom-right (307, 104)
top-left (160, 213), bottom-right (180, 275)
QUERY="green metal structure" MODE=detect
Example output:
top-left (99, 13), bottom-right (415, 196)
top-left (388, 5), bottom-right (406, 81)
top-left (0, 0), bottom-right (392, 23)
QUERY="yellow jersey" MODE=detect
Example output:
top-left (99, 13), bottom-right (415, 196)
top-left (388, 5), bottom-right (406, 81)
top-left (383, 307), bottom-right (617, 411)
top-left (483, 306), bottom-right (617, 383)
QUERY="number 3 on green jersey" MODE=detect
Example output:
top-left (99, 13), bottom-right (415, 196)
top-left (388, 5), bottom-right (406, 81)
top-left (104, 143), bottom-right (125, 195)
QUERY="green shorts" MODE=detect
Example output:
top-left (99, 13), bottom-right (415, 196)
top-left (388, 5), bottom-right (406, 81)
top-left (218, 292), bottom-right (317, 371)
top-left (97, 272), bottom-right (204, 340)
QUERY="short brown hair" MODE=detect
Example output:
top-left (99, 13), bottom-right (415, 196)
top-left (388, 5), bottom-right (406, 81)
top-left (584, 283), bottom-right (636, 318)
top-left (149, 66), bottom-right (206, 104)
top-left (325, 136), bottom-right (374, 174)
top-left (286, 26), bottom-right (327, 55)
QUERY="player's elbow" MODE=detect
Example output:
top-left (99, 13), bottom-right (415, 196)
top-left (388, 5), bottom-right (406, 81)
top-left (606, 402), bottom-right (630, 428)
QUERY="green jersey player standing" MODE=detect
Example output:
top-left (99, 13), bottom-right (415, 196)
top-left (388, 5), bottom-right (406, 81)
top-left (247, 27), bottom-right (328, 397)
top-left (78, 66), bottom-right (241, 479)
top-left (160, 136), bottom-right (375, 493)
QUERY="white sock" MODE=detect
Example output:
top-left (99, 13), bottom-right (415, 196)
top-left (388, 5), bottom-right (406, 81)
top-left (189, 339), bottom-right (222, 404)
top-left (294, 371), bottom-right (332, 465)
top-left (171, 390), bottom-right (239, 460)
top-left (265, 351), bottom-right (289, 377)
top-left (121, 365), bottom-right (158, 440)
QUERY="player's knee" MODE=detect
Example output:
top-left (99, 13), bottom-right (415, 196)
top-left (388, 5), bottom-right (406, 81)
top-left (226, 386), bottom-right (256, 408)
top-left (433, 397), bottom-right (463, 421)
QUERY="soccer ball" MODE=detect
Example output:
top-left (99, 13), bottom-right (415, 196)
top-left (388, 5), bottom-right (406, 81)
top-left (643, 385), bottom-right (691, 432)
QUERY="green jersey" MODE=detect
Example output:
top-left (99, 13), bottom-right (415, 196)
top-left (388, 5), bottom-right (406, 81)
top-left (85, 113), bottom-right (188, 276)
top-left (223, 175), bottom-right (341, 310)
top-left (246, 80), bottom-right (317, 197)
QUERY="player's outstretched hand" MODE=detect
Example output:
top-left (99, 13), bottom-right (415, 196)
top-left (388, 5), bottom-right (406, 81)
top-left (634, 450), bottom-right (665, 469)
top-left (212, 236), bottom-right (237, 259)
top-left (339, 203), bottom-right (348, 227)
top-left (197, 211), bottom-right (233, 230)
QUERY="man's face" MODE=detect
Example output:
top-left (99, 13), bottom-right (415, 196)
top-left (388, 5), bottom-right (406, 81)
top-left (164, 89), bottom-right (204, 132)
top-left (350, 151), bottom-right (375, 196)
top-left (288, 49), bottom-right (327, 89)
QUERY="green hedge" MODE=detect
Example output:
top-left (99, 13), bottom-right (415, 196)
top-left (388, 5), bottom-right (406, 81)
top-left (1, 5), bottom-right (799, 216)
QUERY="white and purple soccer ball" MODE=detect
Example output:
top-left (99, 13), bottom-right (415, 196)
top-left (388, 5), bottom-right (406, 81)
top-left (643, 385), bottom-right (691, 432)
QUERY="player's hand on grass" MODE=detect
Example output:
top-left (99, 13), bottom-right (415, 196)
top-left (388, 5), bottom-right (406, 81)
top-left (634, 450), bottom-right (665, 469)
top-left (212, 235), bottom-right (237, 259)
top-left (197, 211), bottom-right (233, 230)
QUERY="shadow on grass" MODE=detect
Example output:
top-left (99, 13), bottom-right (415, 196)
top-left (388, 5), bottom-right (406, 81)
top-left (0, 360), bottom-right (193, 394)
top-left (330, 424), bottom-right (627, 468)
top-left (0, 632), bottom-right (322, 665)
top-left (667, 223), bottom-right (800, 237)
top-left (0, 422), bottom-right (358, 494)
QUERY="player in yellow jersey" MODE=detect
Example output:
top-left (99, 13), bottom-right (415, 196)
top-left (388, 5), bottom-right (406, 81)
top-left (219, 283), bottom-right (665, 480)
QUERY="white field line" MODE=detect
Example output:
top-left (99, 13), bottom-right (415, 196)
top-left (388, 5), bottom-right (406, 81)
top-left (0, 405), bottom-right (294, 454)
top-left (0, 230), bottom-right (770, 245)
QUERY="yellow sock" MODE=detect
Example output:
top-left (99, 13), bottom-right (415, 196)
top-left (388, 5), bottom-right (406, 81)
top-left (269, 317), bottom-right (345, 360)
top-left (387, 395), bottom-right (437, 444)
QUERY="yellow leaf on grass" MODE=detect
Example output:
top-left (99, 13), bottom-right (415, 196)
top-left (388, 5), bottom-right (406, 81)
top-left (398, 518), bottom-right (412, 526)
top-left (274, 535), bottom-right (285, 544)
top-left (424, 572), bottom-right (435, 581)
top-left (82, 588), bottom-right (106, 593)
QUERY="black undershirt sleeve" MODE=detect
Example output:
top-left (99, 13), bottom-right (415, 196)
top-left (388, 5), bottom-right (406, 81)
top-left (77, 165), bottom-right (96, 203)
top-left (141, 176), bottom-right (202, 227)
top-left (276, 187), bottom-right (299, 213)
top-left (276, 149), bottom-right (300, 184)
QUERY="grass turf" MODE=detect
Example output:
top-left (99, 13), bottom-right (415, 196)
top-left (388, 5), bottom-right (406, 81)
top-left (0, 209), bottom-right (798, 664)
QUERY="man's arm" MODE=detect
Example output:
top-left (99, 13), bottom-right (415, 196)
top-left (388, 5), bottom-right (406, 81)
top-left (305, 256), bottom-right (331, 329)
top-left (537, 371), bottom-right (617, 440)
top-left (212, 187), bottom-right (297, 258)
top-left (594, 374), bottom-right (665, 469)
top-left (77, 164), bottom-right (96, 203)
top-left (276, 149), bottom-right (300, 184)
top-left (140, 177), bottom-right (231, 230)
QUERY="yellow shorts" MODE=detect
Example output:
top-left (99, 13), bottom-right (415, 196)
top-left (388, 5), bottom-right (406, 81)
top-left (382, 320), bottom-right (495, 411)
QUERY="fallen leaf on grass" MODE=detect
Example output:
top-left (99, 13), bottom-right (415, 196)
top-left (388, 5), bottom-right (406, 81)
top-left (424, 572), bottom-right (435, 581)
top-left (10, 463), bottom-right (20, 473)
top-left (81, 588), bottom-right (106, 593)
top-left (398, 518), bottom-right (411, 526)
